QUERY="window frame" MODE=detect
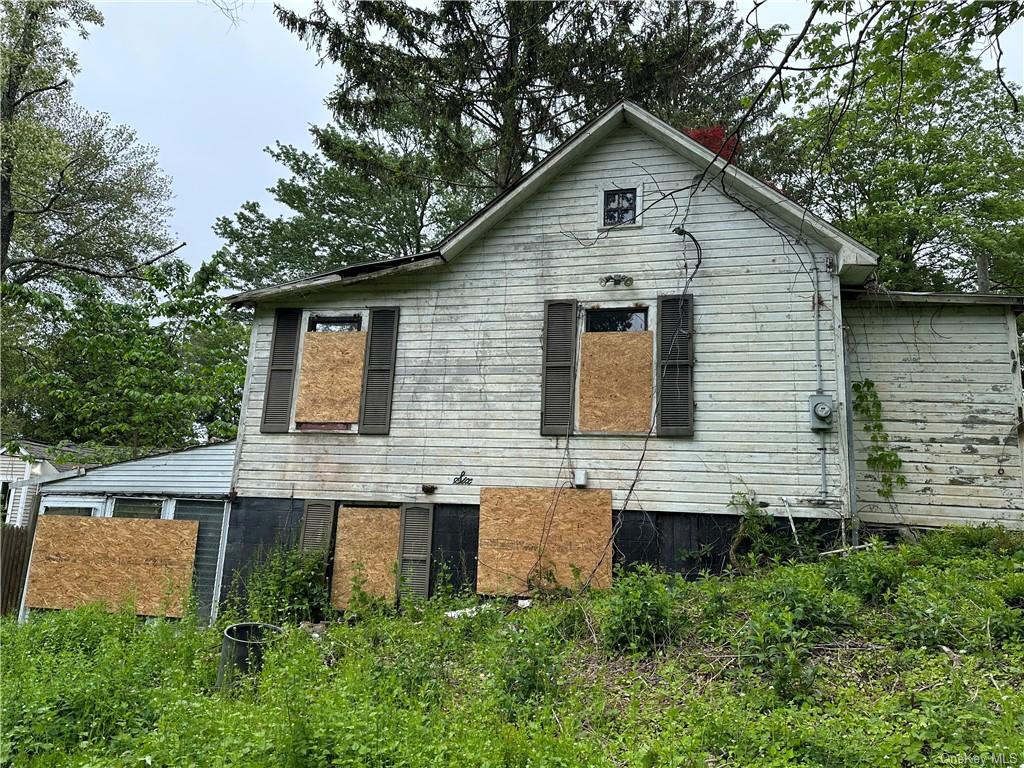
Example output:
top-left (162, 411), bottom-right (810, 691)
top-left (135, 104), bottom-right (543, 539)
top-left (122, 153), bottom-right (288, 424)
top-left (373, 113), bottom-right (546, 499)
top-left (596, 182), bottom-right (644, 230)
top-left (290, 308), bottom-right (369, 434)
top-left (573, 301), bottom-right (656, 437)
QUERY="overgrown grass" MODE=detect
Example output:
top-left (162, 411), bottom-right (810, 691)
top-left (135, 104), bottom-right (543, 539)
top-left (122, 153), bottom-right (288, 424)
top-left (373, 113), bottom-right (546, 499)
top-left (2, 527), bottom-right (1024, 766)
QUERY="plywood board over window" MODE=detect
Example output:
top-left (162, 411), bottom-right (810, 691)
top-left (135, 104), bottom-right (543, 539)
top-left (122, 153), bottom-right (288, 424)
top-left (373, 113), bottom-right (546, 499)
top-left (331, 506), bottom-right (400, 609)
top-left (24, 516), bottom-right (198, 617)
top-left (295, 331), bottom-right (367, 424)
top-left (578, 331), bottom-right (653, 433)
top-left (477, 487), bottom-right (612, 596)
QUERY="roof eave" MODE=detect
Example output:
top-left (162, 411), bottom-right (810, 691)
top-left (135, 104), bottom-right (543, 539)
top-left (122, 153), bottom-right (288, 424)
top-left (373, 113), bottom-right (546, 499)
top-left (842, 289), bottom-right (1024, 312)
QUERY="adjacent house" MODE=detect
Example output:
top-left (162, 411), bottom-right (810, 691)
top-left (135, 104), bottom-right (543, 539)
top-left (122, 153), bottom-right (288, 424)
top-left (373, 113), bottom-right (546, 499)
top-left (224, 101), bottom-right (1024, 603)
top-left (2, 440), bottom-right (67, 527)
top-left (20, 442), bottom-right (234, 623)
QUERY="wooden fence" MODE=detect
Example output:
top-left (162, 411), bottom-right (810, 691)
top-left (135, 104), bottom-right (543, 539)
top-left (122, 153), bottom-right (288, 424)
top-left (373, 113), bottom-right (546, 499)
top-left (1, 524), bottom-right (31, 616)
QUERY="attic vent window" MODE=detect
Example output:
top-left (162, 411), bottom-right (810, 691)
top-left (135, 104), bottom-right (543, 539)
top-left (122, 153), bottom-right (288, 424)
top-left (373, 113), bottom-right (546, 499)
top-left (309, 315), bottom-right (361, 333)
top-left (586, 307), bottom-right (647, 332)
top-left (603, 188), bottom-right (637, 226)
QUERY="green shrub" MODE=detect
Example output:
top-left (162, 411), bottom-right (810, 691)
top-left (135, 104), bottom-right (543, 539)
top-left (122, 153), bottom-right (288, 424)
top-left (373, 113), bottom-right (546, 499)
top-left (761, 565), bottom-right (860, 631)
top-left (825, 542), bottom-right (906, 603)
top-left (241, 544), bottom-right (332, 625)
top-left (735, 606), bottom-right (817, 700)
top-left (601, 564), bottom-right (677, 653)
top-left (495, 623), bottom-right (561, 716)
top-left (889, 570), bottom-right (1023, 650)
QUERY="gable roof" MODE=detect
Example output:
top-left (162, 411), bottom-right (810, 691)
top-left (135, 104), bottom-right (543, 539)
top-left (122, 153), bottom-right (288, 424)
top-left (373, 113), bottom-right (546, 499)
top-left (227, 100), bottom-right (879, 307)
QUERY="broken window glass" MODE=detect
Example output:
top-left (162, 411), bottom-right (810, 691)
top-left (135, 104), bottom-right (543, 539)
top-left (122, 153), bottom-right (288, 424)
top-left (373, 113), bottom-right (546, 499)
top-left (586, 308), bottom-right (648, 332)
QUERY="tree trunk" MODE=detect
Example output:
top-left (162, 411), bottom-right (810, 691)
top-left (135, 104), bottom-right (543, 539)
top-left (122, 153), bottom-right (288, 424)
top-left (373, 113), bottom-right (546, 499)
top-left (0, 5), bottom-right (44, 281)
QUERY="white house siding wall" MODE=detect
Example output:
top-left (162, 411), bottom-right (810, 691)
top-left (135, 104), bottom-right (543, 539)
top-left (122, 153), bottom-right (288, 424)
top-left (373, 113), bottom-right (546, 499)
top-left (844, 301), bottom-right (1024, 528)
top-left (234, 124), bottom-right (848, 519)
top-left (40, 442), bottom-right (235, 497)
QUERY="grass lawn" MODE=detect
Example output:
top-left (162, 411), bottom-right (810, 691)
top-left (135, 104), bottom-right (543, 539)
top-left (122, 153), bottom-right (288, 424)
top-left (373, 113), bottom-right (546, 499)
top-left (2, 526), bottom-right (1023, 767)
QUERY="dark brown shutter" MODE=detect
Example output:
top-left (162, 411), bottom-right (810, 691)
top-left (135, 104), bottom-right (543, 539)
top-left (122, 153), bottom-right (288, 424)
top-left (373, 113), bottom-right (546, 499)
top-left (657, 294), bottom-right (694, 436)
top-left (540, 299), bottom-right (578, 435)
top-left (299, 500), bottom-right (335, 552)
top-left (260, 308), bottom-right (302, 433)
top-left (398, 503), bottom-right (433, 599)
top-left (359, 307), bottom-right (400, 435)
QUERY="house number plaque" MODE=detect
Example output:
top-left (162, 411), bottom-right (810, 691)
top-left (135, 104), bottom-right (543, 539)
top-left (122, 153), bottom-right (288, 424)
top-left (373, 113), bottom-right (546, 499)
top-left (452, 471), bottom-right (474, 485)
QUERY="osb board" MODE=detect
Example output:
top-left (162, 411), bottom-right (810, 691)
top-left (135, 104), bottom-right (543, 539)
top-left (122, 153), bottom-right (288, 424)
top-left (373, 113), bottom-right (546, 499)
top-left (295, 331), bottom-right (367, 423)
top-left (578, 331), bottom-right (653, 433)
top-left (477, 487), bottom-right (612, 596)
top-left (25, 516), bottom-right (198, 617)
top-left (331, 507), bottom-right (400, 609)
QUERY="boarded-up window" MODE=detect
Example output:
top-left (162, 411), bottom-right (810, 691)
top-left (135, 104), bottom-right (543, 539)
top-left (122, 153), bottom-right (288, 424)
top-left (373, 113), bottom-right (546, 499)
top-left (657, 294), bottom-right (695, 436)
top-left (541, 300), bottom-right (578, 435)
top-left (579, 306), bottom-right (653, 433)
top-left (299, 500), bottom-right (335, 552)
top-left (476, 487), bottom-right (612, 596)
top-left (331, 506), bottom-right (400, 610)
top-left (359, 307), bottom-right (400, 435)
top-left (261, 308), bottom-right (302, 433)
top-left (398, 504), bottom-right (432, 599)
top-left (294, 319), bottom-right (367, 427)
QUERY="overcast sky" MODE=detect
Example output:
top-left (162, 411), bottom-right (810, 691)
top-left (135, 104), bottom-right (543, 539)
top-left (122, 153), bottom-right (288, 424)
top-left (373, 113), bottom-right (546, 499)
top-left (68, 1), bottom-right (1023, 271)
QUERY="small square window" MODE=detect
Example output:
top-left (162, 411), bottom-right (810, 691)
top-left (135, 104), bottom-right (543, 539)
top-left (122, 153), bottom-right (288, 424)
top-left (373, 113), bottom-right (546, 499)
top-left (586, 308), bottom-right (648, 332)
top-left (603, 188), bottom-right (637, 226)
top-left (309, 315), bottom-right (361, 333)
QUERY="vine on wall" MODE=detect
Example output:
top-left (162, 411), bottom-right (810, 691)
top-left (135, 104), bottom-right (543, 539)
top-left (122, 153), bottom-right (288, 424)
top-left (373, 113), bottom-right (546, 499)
top-left (851, 379), bottom-right (907, 500)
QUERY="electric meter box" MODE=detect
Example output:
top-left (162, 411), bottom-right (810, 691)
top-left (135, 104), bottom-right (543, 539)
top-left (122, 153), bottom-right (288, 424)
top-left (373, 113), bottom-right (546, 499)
top-left (809, 394), bottom-right (835, 431)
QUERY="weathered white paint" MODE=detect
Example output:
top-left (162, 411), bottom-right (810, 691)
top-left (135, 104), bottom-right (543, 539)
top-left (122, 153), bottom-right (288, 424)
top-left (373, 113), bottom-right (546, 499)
top-left (844, 300), bottom-right (1024, 528)
top-left (227, 102), bottom-right (877, 305)
top-left (38, 442), bottom-right (235, 497)
top-left (234, 123), bottom-right (849, 520)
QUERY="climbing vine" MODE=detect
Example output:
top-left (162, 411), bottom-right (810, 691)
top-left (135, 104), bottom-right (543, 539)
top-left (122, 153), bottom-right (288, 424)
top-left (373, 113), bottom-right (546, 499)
top-left (851, 379), bottom-right (907, 500)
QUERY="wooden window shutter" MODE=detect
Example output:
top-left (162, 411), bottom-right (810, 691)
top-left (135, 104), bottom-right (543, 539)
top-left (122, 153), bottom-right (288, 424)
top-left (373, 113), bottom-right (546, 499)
top-left (359, 307), bottom-right (400, 435)
top-left (398, 503), bottom-right (433, 599)
top-left (260, 308), bottom-right (302, 433)
top-left (657, 294), bottom-right (695, 436)
top-left (299, 500), bottom-right (335, 552)
top-left (540, 299), bottom-right (578, 435)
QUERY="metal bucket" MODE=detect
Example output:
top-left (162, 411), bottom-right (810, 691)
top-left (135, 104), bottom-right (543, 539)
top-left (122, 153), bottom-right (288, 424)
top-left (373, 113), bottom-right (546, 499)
top-left (215, 622), bottom-right (283, 688)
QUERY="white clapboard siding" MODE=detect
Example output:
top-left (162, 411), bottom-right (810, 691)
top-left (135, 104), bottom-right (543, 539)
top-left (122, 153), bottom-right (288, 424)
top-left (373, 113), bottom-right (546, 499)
top-left (40, 442), bottom-right (235, 497)
top-left (844, 302), bottom-right (1024, 528)
top-left (234, 123), bottom-right (849, 518)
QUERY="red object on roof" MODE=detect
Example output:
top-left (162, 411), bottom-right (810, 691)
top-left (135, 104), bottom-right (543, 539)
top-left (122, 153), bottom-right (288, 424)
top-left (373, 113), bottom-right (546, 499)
top-left (684, 125), bottom-right (740, 161)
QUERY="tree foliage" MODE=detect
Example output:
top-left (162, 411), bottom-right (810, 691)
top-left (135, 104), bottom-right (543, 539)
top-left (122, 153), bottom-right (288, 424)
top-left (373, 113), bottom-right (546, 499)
top-left (215, 120), bottom-right (482, 291)
top-left (783, 50), bottom-right (1024, 292)
top-left (275, 0), bottom-right (783, 192)
top-left (1, 0), bottom-right (181, 290)
top-left (1, 264), bottom-right (248, 455)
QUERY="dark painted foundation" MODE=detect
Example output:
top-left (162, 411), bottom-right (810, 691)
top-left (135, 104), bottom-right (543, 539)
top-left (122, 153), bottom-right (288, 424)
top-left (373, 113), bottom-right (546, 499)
top-left (220, 497), bottom-right (305, 603)
top-left (222, 496), bottom-right (841, 609)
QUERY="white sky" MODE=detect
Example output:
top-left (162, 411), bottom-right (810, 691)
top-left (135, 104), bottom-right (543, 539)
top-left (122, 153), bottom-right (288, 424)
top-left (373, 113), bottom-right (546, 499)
top-left (67, 1), bottom-right (1024, 271)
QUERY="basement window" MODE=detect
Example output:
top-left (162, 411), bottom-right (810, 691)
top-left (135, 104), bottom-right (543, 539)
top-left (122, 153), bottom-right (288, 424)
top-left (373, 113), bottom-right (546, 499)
top-left (602, 188), bottom-right (637, 226)
top-left (586, 307), bottom-right (648, 333)
top-left (308, 315), bottom-right (361, 333)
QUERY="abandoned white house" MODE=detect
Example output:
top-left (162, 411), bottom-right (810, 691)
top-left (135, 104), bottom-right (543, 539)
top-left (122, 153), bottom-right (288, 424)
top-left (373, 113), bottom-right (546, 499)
top-left (222, 101), bottom-right (1024, 603)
